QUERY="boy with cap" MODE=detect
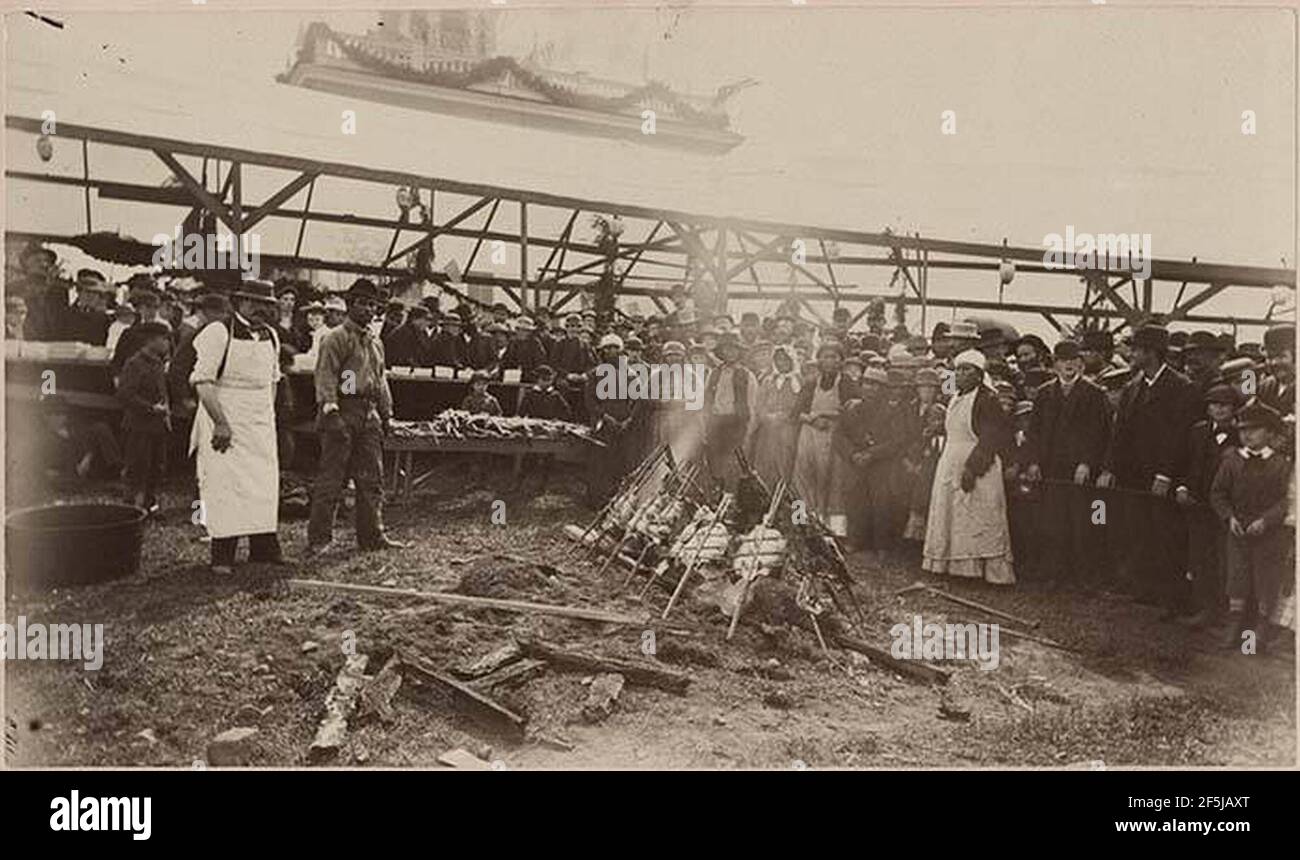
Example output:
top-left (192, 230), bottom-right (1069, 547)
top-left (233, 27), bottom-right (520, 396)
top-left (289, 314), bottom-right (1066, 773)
top-left (1210, 401), bottom-right (1292, 652)
top-left (117, 321), bottom-right (173, 513)
top-left (1175, 383), bottom-right (1241, 627)
top-left (518, 364), bottom-right (571, 489)
top-left (461, 369), bottom-right (503, 416)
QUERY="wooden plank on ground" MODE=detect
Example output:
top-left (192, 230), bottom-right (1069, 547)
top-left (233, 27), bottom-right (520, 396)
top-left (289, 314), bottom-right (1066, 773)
top-left (397, 650), bottom-right (527, 742)
top-left (288, 577), bottom-right (649, 626)
top-left (469, 658), bottom-right (546, 693)
top-left (832, 634), bottom-right (950, 686)
top-left (514, 636), bottom-right (691, 695)
top-left (452, 641), bottom-right (523, 680)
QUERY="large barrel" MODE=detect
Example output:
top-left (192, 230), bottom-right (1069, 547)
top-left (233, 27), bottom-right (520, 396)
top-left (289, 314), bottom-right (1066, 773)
top-left (5, 503), bottom-right (147, 591)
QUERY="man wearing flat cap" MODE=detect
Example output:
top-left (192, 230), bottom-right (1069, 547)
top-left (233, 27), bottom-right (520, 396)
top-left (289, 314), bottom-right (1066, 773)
top-left (1099, 322), bottom-right (1201, 616)
top-left (309, 279), bottom-right (407, 556)
top-left (1027, 339), bottom-right (1111, 587)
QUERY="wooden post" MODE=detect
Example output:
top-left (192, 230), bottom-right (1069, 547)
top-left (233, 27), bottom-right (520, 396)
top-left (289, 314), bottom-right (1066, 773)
top-left (81, 140), bottom-right (92, 234)
top-left (519, 200), bottom-right (529, 311)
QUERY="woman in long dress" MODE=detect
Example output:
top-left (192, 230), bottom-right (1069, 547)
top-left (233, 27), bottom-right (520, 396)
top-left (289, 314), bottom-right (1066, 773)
top-left (749, 345), bottom-right (802, 487)
top-left (792, 342), bottom-right (858, 537)
top-left (922, 349), bottom-right (1015, 584)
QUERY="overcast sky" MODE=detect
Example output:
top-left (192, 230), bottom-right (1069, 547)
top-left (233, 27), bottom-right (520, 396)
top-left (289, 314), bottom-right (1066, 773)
top-left (6, 6), bottom-right (1295, 335)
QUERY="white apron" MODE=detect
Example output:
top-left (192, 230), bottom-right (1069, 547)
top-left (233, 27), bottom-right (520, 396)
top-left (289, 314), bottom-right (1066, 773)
top-left (922, 387), bottom-right (1014, 583)
top-left (191, 335), bottom-right (280, 539)
top-left (793, 378), bottom-right (847, 536)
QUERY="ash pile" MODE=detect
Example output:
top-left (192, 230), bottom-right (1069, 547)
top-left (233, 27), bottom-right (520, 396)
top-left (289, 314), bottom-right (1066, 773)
top-left (565, 443), bottom-right (866, 645)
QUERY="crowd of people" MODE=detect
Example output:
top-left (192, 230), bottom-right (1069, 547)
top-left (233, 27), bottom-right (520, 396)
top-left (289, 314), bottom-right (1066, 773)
top-left (6, 242), bottom-right (1296, 650)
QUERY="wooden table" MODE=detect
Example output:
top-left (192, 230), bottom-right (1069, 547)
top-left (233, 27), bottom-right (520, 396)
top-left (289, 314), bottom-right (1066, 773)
top-left (383, 435), bottom-right (597, 500)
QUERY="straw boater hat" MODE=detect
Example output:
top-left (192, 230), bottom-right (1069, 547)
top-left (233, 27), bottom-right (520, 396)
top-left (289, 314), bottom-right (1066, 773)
top-left (323, 295), bottom-right (348, 313)
top-left (815, 341), bottom-right (845, 360)
top-left (945, 321), bottom-right (981, 342)
top-left (660, 340), bottom-right (686, 359)
top-left (230, 279), bottom-right (277, 305)
top-left (598, 333), bottom-right (624, 351)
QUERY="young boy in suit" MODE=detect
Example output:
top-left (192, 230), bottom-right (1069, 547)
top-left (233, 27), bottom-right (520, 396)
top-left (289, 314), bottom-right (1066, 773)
top-left (1210, 401), bottom-right (1292, 653)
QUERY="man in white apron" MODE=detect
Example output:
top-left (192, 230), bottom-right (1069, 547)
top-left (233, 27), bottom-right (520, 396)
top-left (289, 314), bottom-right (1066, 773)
top-left (189, 280), bottom-right (284, 574)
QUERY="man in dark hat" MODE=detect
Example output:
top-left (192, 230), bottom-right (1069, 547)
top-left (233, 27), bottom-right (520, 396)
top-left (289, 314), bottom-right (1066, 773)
top-left (1174, 383), bottom-right (1241, 628)
top-left (701, 331), bottom-right (756, 491)
top-left (385, 304), bottom-right (433, 367)
top-left (1258, 323), bottom-right (1295, 419)
top-left (739, 311), bottom-right (762, 346)
top-left (1209, 400), bottom-right (1291, 652)
top-left (110, 281), bottom-right (170, 374)
top-left (1027, 339), bottom-right (1112, 587)
top-left (65, 269), bottom-right (113, 345)
top-left (189, 279), bottom-right (286, 573)
top-left (500, 316), bottom-right (548, 382)
top-left (309, 279), bottom-right (407, 555)
top-left (583, 334), bottom-right (641, 503)
top-left (1099, 323), bottom-right (1200, 615)
top-left (1166, 330), bottom-right (1189, 373)
top-left (1182, 330), bottom-right (1226, 393)
top-left (1079, 328), bottom-right (1118, 383)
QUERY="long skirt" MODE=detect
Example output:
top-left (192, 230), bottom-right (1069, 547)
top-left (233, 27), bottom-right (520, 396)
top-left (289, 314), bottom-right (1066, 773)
top-left (793, 423), bottom-right (847, 536)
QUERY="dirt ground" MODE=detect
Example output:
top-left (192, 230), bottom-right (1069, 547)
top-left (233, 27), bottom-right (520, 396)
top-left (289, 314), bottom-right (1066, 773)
top-left (5, 461), bottom-right (1296, 769)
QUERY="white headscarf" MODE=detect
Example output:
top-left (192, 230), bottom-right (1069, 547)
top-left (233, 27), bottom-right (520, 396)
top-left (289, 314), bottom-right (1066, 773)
top-left (953, 349), bottom-right (994, 390)
top-left (769, 344), bottom-right (802, 394)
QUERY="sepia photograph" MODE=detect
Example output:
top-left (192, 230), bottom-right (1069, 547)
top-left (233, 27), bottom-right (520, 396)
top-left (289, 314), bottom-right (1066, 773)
top-left (1, 0), bottom-right (1296, 823)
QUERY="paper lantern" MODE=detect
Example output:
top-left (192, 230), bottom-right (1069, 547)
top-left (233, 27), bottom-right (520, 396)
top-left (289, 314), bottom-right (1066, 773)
top-left (998, 259), bottom-right (1016, 286)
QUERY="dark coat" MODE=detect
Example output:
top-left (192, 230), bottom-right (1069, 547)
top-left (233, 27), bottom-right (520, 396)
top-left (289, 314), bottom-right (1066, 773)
top-left (117, 349), bottom-right (170, 434)
top-left (964, 385), bottom-right (1013, 479)
top-left (63, 307), bottom-right (110, 346)
top-left (1258, 374), bottom-right (1295, 416)
top-left (550, 336), bottom-right (596, 374)
top-left (1028, 377), bottom-right (1111, 479)
top-left (1106, 365), bottom-right (1201, 487)
top-left (1181, 419), bottom-right (1238, 501)
top-left (501, 337), bottom-right (548, 382)
top-left (387, 323), bottom-right (433, 367)
top-left (519, 386), bottom-right (572, 421)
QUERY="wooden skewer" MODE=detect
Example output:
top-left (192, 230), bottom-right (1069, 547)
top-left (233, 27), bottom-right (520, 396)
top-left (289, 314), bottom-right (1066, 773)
top-left (727, 480), bottom-right (786, 641)
top-left (662, 493), bottom-right (732, 620)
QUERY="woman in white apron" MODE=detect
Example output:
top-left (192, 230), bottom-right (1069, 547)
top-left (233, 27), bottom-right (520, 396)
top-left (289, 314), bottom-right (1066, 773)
top-left (922, 350), bottom-right (1015, 584)
top-left (750, 345), bottom-right (802, 487)
top-left (189, 281), bottom-right (284, 574)
top-left (792, 342), bottom-right (855, 537)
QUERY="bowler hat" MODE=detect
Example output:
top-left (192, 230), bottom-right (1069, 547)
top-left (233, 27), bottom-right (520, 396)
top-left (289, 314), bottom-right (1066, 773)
top-left (1185, 330), bottom-right (1222, 353)
top-left (346, 279), bottom-right (384, 304)
top-left (1131, 324), bottom-right (1169, 352)
top-left (1052, 340), bottom-right (1082, 361)
top-left (1236, 401), bottom-right (1283, 434)
top-left (1204, 384), bottom-right (1240, 406)
top-left (1263, 324), bottom-right (1295, 355)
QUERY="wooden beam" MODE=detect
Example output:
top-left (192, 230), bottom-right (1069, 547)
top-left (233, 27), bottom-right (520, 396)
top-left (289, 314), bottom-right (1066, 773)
top-left (153, 149), bottom-right (239, 232)
top-left (241, 170), bottom-right (319, 232)
top-left (10, 116), bottom-right (1291, 288)
top-left (514, 637), bottom-right (691, 694)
